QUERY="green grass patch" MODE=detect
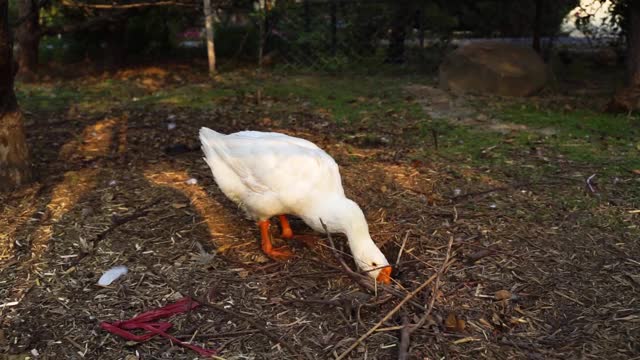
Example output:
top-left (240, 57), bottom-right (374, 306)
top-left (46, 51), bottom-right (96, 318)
top-left (137, 84), bottom-right (234, 108)
top-left (16, 79), bottom-right (234, 114)
top-left (501, 105), bottom-right (639, 139)
top-left (498, 105), bottom-right (640, 173)
top-left (237, 74), bottom-right (427, 124)
top-left (417, 119), bottom-right (511, 163)
top-left (17, 79), bottom-right (146, 113)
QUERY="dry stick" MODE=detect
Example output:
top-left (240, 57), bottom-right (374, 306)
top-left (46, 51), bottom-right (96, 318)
top-left (411, 236), bottom-right (455, 333)
top-left (320, 219), bottom-right (381, 292)
top-left (65, 199), bottom-right (161, 269)
top-left (395, 237), bottom-right (454, 360)
top-left (318, 221), bottom-right (425, 311)
top-left (316, 260), bottom-right (425, 311)
top-left (335, 257), bottom-right (456, 360)
top-left (395, 230), bottom-right (410, 266)
top-left (398, 315), bottom-right (411, 360)
top-left (61, 0), bottom-right (195, 9)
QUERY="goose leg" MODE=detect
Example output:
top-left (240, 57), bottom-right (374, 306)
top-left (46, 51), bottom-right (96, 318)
top-left (259, 220), bottom-right (293, 261)
top-left (278, 215), bottom-right (320, 250)
top-left (279, 215), bottom-right (293, 239)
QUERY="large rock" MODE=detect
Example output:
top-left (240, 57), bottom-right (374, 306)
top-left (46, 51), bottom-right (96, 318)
top-left (439, 42), bottom-right (548, 97)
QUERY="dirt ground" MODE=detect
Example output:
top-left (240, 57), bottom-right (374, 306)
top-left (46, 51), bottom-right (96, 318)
top-left (1, 64), bottom-right (639, 360)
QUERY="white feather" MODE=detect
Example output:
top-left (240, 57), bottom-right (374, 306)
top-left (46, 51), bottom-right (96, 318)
top-left (97, 265), bottom-right (128, 286)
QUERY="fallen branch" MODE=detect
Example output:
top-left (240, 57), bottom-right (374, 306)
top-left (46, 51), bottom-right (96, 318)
top-left (335, 256), bottom-right (456, 360)
top-left (314, 259), bottom-right (429, 311)
top-left (396, 236), bottom-right (453, 360)
top-left (321, 219), bottom-right (374, 290)
top-left (65, 200), bottom-right (160, 269)
top-left (410, 236), bottom-right (454, 332)
top-left (586, 173), bottom-right (597, 193)
top-left (60, 0), bottom-right (196, 9)
top-left (40, 13), bottom-right (129, 37)
top-left (395, 230), bottom-right (410, 266)
top-left (319, 219), bottom-right (425, 311)
top-left (398, 315), bottom-right (411, 360)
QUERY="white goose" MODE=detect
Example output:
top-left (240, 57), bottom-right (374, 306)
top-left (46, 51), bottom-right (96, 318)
top-left (199, 127), bottom-right (392, 284)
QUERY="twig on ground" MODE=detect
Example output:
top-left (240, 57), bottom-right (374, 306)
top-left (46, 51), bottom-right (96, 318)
top-left (335, 257), bottom-right (456, 360)
top-left (320, 219), bottom-right (386, 291)
top-left (396, 230), bottom-right (410, 266)
top-left (319, 219), bottom-right (423, 310)
top-left (411, 236), bottom-right (454, 332)
top-left (586, 173), bottom-right (597, 193)
top-left (395, 236), bottom-right (454, 359)
top-left (65, 199), bottom-right (161, 269)
top-left (398, 315), bottom-right (411, 360)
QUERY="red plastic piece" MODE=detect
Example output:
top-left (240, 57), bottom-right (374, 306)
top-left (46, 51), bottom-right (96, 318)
top-left (100, 297), bottom-right (216, 357)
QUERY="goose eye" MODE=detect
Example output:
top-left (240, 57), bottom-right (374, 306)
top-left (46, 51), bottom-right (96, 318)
top-left (372, 262), bottom-right (378, 267)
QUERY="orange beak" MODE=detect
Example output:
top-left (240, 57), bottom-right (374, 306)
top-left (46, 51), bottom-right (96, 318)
top-left (376, 266), bottom-right (392, 284)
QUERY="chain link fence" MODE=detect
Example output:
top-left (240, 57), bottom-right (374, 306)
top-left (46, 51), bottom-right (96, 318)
top-left (216, 1), bottom-right (452, 74)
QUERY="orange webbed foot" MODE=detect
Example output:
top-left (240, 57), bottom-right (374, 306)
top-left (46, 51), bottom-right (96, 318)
top-left (259, 219), bottom-right (294, 261)
top-left (265, 246), bottom-right (294, 261)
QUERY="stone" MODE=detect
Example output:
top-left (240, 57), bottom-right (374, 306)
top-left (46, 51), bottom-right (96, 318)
top-left (439, 42), bottom-right (548, 97)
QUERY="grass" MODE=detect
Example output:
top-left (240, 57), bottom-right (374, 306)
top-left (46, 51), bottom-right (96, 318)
top-left (499, 105), bottom-right (640, 171)
top-left (501, 105), bottom-right (639, 138)
top-left (16, 78), bottom-right (234, 114)
top-left (137, 84), bottom-right (234, 108)
top-left (405, 102), bottom-right (640, 178)
top-left (15, 69), bottom-right (640, 180)
top-left (236, 74), bottom-right (427, 124)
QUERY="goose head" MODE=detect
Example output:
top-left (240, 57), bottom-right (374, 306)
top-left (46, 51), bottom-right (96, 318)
top-left (324, 198), bottom-right (392, 284)
top-left (352, 239), bottom-right (392, 284)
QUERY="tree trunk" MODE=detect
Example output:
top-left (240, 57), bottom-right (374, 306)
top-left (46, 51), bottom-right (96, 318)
top-left (386, 1), bottom-right (409, 64)
top-left (257, 0), bottom-right (264, 68)
top-left (106, 23), bottom-right (126, 68)
top-left (330, 0), bottom-right (337, 56)
top-left (628, 0), bottom-right (640, 87)
top-left (203, 0), bottom-right (216, 74)
top-left (417, 9), bottom-right (424, 50)
top-left (606, 0), bottom-right (640, 112)
top-left (532, 0), bottom-right (542, 54)
top-left (304, 0), bottom-right (310, 32)
top-left (0, 0), bottom-right (31, 190)
top-left (16, 0), bottom-right (40, 78)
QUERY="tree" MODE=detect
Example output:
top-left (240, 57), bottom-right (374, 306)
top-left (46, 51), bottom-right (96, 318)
top-left (16, 0), bottom-right (40, 77)
top-left (625, 0), bottom-right (640, 86)
top-left (13, 0), bottom-right (128, 76)
top-left (600, 0), bottom-right (640, 111)
top-left (386, 0), bottom-right (413, 64)
top-left (12, 0), bottom-right (228, 75)
top-left (0, 0), bottom-right (31, 190)
top-left (446, 0), bottom-right (577, 39)
top-left (532, 0), bottom-right (543, 53)
top-left (203, 0), bottom-right (216, 73)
